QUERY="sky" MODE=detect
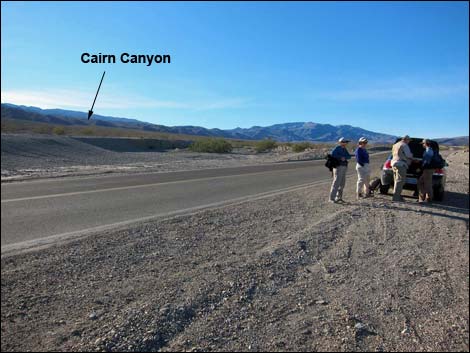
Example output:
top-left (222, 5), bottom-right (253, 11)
top-left (1, 1), bottom-right (469, 138)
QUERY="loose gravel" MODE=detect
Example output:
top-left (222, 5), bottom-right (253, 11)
top-left (1, 151), bottom-right (468, 352)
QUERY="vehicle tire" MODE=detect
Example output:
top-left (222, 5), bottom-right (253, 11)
top-left (379, 184), bottom-right (390, 195)
top-left (433, 185), bottom-right (445, 201)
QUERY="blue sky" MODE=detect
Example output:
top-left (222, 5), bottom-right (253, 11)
top-left (1, 1), bottom-right (468, 138)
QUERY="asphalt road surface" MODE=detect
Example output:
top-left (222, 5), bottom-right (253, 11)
top-left (1, 154), bottom-right (386, 253)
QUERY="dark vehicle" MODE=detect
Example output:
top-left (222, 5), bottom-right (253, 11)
top-left (380, 138), bottom-right (447, 200)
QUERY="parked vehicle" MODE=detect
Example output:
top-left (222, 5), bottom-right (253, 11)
top-left (380, 138), bottom-right (447, 200)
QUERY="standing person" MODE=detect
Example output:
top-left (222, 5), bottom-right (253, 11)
top-left (355, 137), bottom-right (372, 199)
top-left (391, 135), bottom-right (414, 202)
top-left (329, 137), bottom-right (352, 203)
top-left (418, 139), bottom-right (434, 203)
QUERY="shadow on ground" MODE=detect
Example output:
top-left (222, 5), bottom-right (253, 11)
top-left (365, 191), bottom-right (470, 224)
top-left (440, 190), bottom-right (470, 211)
top-left (72, 137), bottom-right (190, 152)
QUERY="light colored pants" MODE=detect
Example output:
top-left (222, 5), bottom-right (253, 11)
top-left (330, 165), bottom-right (347, 201)
top-left (356, 163), bottom-right (370, 195)
top-left (392, 162), bottom-right (408, 200)
top-left (418, 169), bottom-right (433, 201)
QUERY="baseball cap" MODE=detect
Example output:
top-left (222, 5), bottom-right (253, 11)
top-left (358, 137), bottom-right (368, 144)
top-left (338, 137), bottom-right (350, 143)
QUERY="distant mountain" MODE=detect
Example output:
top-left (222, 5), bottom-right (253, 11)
top-left (1, 103), bottom-right (89, 126)
top-left (1, 103), bottom-right (171, 131)
top-left (1, 103), bottom-right (228, 136)
top-left (1, 103), bottom-right (401, 143)
top-left (435, 136), bottom-right (469, 146)
top-left (223, 122), bottom-right (397, 143)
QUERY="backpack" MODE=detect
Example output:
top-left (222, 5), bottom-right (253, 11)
top-left (369, 177), bottom-right (382, 192)
top-left (325, 154), bottom-right (339, 172)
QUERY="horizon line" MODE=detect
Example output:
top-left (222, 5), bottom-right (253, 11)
top-left (1, 102), bottom-right (390, 133)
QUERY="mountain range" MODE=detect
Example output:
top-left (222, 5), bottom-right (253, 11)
top-left (2, 103), bottom-right (467, 145)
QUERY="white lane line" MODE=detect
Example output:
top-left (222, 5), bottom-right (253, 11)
top-left (2, 153), bottom-right (389, 203)
top-left (1, 179), bottom-right (331, 256)
top-left (1, 166), bottom-right (319, 203)
top-left (1, 160), bottom-right (324, 185)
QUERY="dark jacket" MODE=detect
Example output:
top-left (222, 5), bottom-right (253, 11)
top-left (355, 147), bottom-right (369, 167)
top-left (331, 145), bottom-right (352, 166)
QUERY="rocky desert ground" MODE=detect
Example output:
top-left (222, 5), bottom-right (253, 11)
top-left (1, 146), bottom-right (468, 352)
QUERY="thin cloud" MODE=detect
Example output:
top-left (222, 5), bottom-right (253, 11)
top-left (1, 89), bottom-right (169, 109)
top-left (315, 82), bottom-right (469, 101)
top-left (192, 98), bottom-right (250, 111)
top-left (1, 89), bottom-right (250, 111)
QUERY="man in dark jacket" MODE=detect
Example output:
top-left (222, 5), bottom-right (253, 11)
top-left (329, 137), bottom-right (352, 203)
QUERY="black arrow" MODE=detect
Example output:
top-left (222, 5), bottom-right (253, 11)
top-left (88, 71), bottom-right (106, 120)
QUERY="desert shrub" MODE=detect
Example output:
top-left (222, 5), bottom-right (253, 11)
top-left (229, 139), bottom-right (257, 149)
top-left (81, 127), bottom-right (95, 136)
top-left (1, 121), bottom-right (19, 133)
top-left (189, 138), bottom-right (233, 153)
top-left (52, 126), bottom-right (66, 135)
top-left (292, 142), bottom-right (313, 152)
top-left (33, 126), bottom-right (52, 134)
top-left (255, 139), bottom-right (277, 153)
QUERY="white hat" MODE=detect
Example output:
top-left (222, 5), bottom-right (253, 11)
top-left (338, 137), bottom-right (350, 143)
top-left (358, 137), bottom-right (368, 143)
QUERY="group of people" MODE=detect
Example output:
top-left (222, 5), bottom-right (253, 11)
top-left (390, 135), bottom-right (435, 203)
top-left (328, 135), bottom-right (435, 203)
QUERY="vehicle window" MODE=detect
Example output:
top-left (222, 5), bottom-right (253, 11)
top-left (408, 140), bottom-right (425, 158)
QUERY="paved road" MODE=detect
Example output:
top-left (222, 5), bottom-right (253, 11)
top-left (2, 155), bottom-right (386, 252)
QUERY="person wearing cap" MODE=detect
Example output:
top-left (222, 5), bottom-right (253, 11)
top-left (329, 137), bottom-right (352, 203)
top-left (354, 137), bottom-right (371, 199)
top-left (391, 135), bottom-right (414, 202)
top-left (418, 139), bottom-right (434, 203)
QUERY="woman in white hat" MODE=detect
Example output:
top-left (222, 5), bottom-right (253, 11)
top-left (354, 137), bottom-right (372, 199)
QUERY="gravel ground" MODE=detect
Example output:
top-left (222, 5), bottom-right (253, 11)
top-left (1, 151), bottom-right (468, 352)
top-left (1, 134), bottom-right (329, 181)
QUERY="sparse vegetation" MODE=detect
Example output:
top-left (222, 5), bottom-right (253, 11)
top-left (33, 126), bottom-right (53, 134)
top-left (255, 139), bottom-right (277, 153)
top-left (189, 138), bottom-right (233, 153)
top-left (0, 118), bottom-right (406, 154)
top-left (52, 127), bottom-right (66, 135)
top-left (292, 142), bottom-right (313, 152)
top-left (81, 127), bottom-right (95, 136)
top-left (0, 118), bottom-right (263, 148)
